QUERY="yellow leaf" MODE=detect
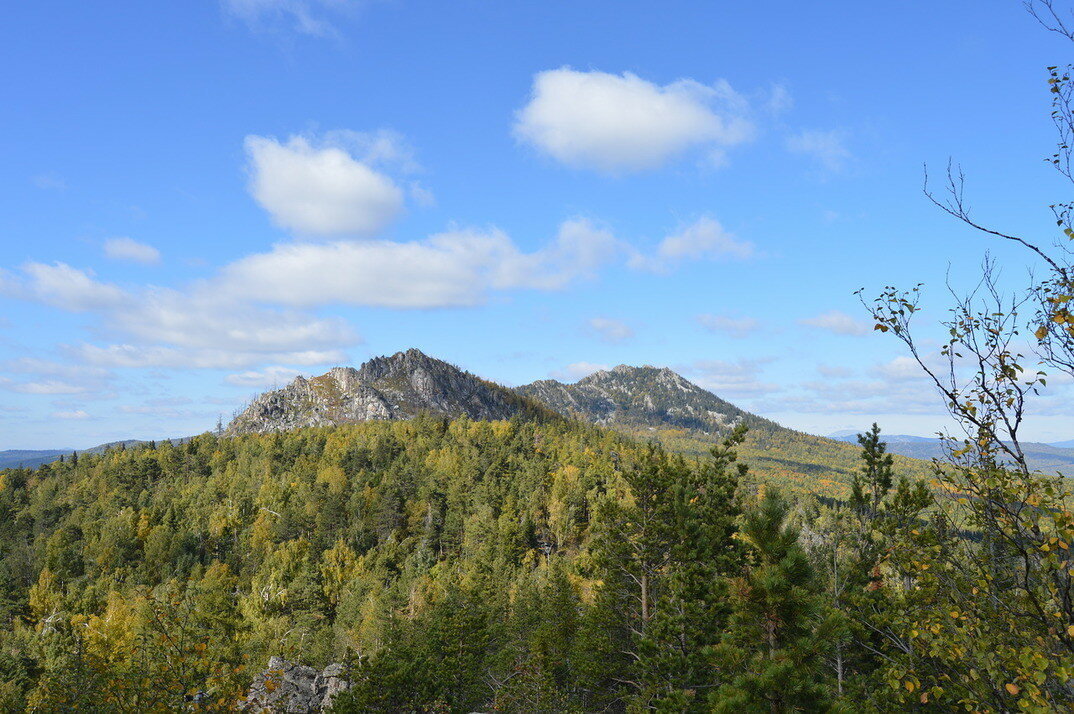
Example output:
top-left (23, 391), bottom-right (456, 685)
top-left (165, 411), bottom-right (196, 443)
top-left (905, 680), bottom-right (916, 692)
top-left (1067, 625), bottom-right (1074, 637)
top-left (1035, 326), bottom-right (1049, 340)
top-left (1006, 682), bottom-right (1020, 695)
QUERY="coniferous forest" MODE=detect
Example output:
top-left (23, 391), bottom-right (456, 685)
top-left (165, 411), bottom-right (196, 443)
top-left (0, 412), bottom-right (1071, 712)
top-left (4, 3), bottom-right (1074, 713)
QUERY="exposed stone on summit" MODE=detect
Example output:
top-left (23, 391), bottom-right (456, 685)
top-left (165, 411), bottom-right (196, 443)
top-left (226, 349), bottom-right (549, 435)
top-left (516, 364), bottom-right (774, 435)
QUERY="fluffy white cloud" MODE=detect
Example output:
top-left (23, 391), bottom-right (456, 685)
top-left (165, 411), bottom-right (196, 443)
top-left (113, 289), bottom-right (356, 353)
top-left (799, 310), bottom-right (868, 336)
top-left (0, 261), bottom-right (359, 369)
top-left (1, 262), bottom-right (126, 312)
top-left (697, 313), bottom-right (760, 338)
top-left (631, 216), bottom-right (753, 273)
top-left (550, 362), bottom-right (609, 382)
top-left (245, 134), bottom-right (404, 237)
top-left (586, 317), bottom-right (634, 344)
top-left (514, 68), bottom-right (754, 173)
top-left (104, 237), bottom-right (161, 265)
top-left (786, 129), bottom-right (852, 171)
top-left (218, 218), bottom-right (618, 308)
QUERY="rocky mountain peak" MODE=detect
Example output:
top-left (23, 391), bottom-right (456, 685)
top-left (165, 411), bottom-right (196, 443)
top-left (517, 363), bottom-right (768, 435)
top-left (226, 350), bottom-right (548, 435)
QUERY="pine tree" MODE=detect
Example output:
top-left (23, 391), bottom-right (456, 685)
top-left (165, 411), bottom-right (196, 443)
top-left (594, 428), bottom-right (745, 712)
top-left (849, 423), bottom-right (894, 521)
top-left (712, 490), bottom-right (840, 713)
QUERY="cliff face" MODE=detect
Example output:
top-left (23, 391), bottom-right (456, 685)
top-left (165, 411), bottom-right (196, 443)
top-left (226, 349), bottom-right (549, 435)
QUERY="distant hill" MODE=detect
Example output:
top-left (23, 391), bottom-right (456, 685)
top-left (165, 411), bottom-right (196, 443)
top-left (11, 352), bottom-right (945, 499)
top-left (828, 433), bottom-right (1074, 476)
top-left (0, 450), bottom-right (70, 470)
top-left (226, 349), bottom-right (553, 435)
top-left (517, 365), bottom-right (936, 496)
top-left (0, 440), bottom-right (171, 471)
top-left (516, 364), bottom-right (775, 434)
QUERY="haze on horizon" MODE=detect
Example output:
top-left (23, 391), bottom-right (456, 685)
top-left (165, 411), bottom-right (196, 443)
top-left (1, 0), bottom-right (1072, 449)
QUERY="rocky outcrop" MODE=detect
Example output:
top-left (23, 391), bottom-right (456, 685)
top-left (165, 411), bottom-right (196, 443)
top-left (517, 364), bottom-right (772, 435)
top-left (242, 657), bottom-right (350, 713)
top-left (227, 349), bottom-right (551, 435)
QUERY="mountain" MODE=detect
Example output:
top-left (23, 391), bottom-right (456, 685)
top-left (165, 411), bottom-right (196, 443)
top-left (829, 433), bottom-right (1074, 476)
top-left (1051, 439), bottom-right (1074, 449)
top-left (516, 365), bottom-right (936, 493)
top-left (0, 440), bottom-right (151, 470)
top-left (0, 450), bottom-right (70, 470)
top-left (517, 364), bottom-right (775, 435)
top-left (222, 352), bottom-right (937, 496)
top-left (227, 348), bottom-right (552, 435)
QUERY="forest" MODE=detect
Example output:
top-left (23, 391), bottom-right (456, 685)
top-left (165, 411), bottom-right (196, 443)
top-left (3, 3), bottom-right (1074, 712)
top-left (0, 411), bottom-right (1069, 712)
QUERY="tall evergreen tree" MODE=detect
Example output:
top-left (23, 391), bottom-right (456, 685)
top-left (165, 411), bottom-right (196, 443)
top-left (849, 423), bottom-right (894, 521)
top-left (594, 428), bottom-right (746, 712)
top-left (712, 490), bottom-right (840, 713)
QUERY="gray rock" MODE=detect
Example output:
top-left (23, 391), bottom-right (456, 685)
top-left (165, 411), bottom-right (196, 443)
top-left (243, 657), bottom-right (351, 713)
top-left (226, 349), bottom-right (550, 435)
top-left (517, 364), bottom-right (769, 435)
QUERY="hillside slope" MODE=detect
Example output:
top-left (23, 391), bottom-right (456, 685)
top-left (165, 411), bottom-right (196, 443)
top-left (518, 365), bottom-right (936, 496)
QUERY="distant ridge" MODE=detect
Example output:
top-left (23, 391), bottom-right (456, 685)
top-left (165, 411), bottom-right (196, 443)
top-left (516, 364), bottom-right (777, 436)
top-left (226, 349), bottom-right (552, 435)
top-left (828, 432), bottom-right (1074, 476)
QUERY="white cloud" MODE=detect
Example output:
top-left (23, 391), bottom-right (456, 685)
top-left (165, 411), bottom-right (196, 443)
top-left (245, 134), bottom-right (404, 237)
top-left (226, 365), bottom-right (309, 387)
top-left (104, 237), bottom-right (161, 265)
top-left (0, 261), bottom-right (358, 370)
top-left (2, 358), bottom-right (109, 381)
top-left (218, 218), bottom-right (618, 308)
top-left (550, 362), bottom-right (609, 382)
top-left (73, 344), bottom-right (347, 370)
top-left (697, 313), bottom-right (760, 338)
top-left (631, 216), bottom-right (753, 273)
top-left (32, 173), bottom-right (67, 190)
top-left (587, 317), bottom-right (634, 344)
top-left (514, 68), bottom-right (755, 173)
top-left (113, 289), bottom-right (356, 353)
top-left (52, 409), bottom-right (90, 420)
top-left (11, 380), bottom-right (92, 395)
top-left (223, 0), bottom-right (363, 35)
top-left (799, 310), bottom-right (868, 336)
top-left (1, 262), bottom-right (126, 312)
top-left (786, 129), bottom-right (852, 171)
top-left (817, 364), bottom-right (854, 379)
top-left (767, 84), bottom-right (793, 114)
top-left (872, 356), bottom-right (930, 382)
top-left (684, 358), bottom-right (779, 397)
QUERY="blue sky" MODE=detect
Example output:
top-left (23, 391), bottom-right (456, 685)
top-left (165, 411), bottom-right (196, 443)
top-left (1, 0), bottom-right (1072, 448)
